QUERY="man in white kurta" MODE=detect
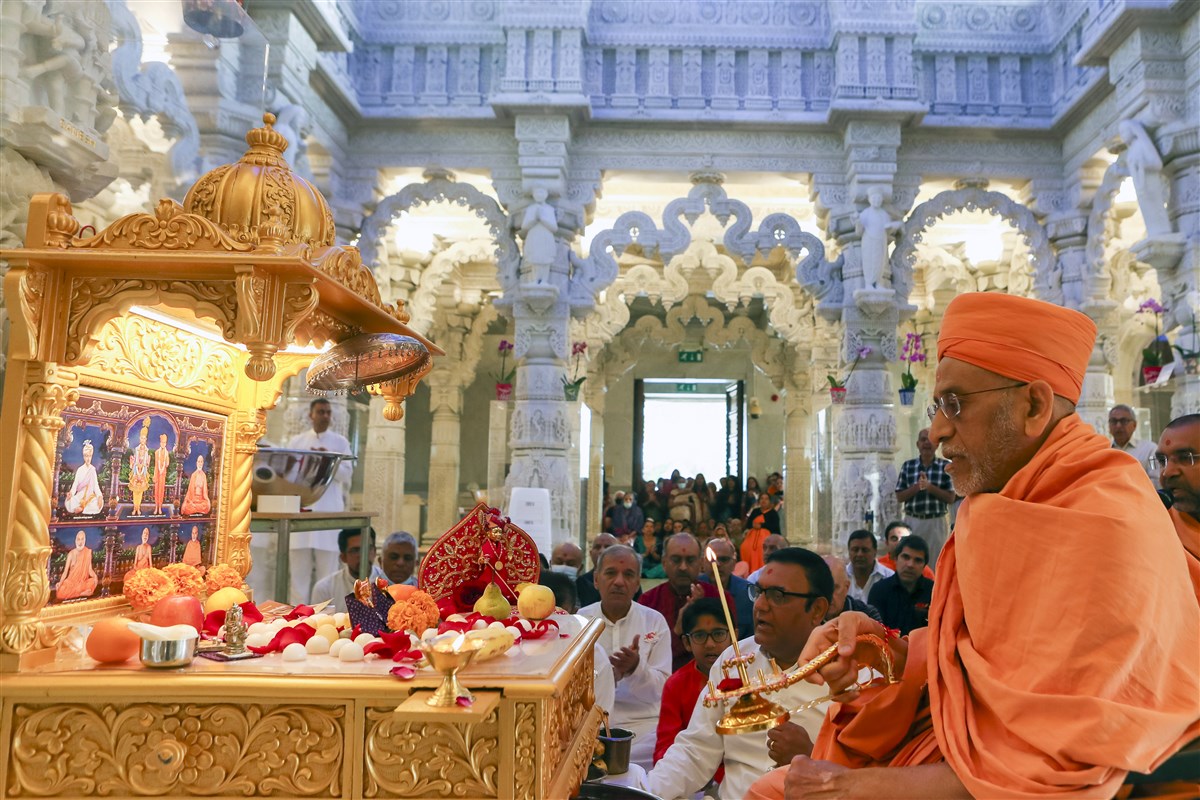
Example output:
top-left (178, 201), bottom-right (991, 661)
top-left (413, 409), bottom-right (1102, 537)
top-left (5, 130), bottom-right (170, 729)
top-left (285, 398), bottom-right (353, 604)
top-left (579, 545), bottom-right (672, 771)
top-left (644, 547), bottom-right (835, 800)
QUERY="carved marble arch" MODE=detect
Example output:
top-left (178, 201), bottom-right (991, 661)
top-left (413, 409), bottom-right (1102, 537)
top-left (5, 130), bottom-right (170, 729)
top-left (1084, 157), bottom-right (1159, 305)
top-left (892, 187), bottom-right (1061, 306)
top-left (403, 240), bottom-right (497, 338)
top-left (359, 174), bottom-right (520, 296)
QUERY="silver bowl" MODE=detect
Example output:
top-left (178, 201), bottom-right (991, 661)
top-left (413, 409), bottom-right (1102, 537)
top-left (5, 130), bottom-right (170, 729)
top-left (139, 637), bottom-right (197, 668)
top-left (251, 448), bottom-right (356, 508)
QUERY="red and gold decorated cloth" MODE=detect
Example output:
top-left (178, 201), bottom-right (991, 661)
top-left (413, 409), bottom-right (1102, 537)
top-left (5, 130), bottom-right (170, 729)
top-left (1169, 507), bottom-right (1200, 602)
top-left (417, 503), bottom-right (541, 613)
top-left (748, 415), bottom-right (1199, 799)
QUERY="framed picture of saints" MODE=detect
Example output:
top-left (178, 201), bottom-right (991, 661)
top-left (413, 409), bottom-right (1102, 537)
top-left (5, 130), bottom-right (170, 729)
top-left (48, 389), bottom-right (228, 607)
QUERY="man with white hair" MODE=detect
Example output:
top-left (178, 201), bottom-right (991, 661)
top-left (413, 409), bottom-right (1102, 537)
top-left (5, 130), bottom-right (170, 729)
top-left (1109, 403), bottom-right (1156, 477)
top-left (372, 531), bottom-right (417, 586)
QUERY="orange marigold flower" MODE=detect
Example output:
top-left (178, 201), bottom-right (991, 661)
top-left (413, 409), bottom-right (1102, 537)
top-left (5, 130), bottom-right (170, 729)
top-left (124, 568), bottom-right (173, 610)
top-left (162, 563), bottom-right (204, 597)
top-left (386, 590), bottom-right (441, 633)
top-left (205, 563), bottom-right (243, 595)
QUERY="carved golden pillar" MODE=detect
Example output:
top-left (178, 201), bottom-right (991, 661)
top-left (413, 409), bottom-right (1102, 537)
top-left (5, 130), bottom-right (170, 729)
top-left (0, 361), bottom-right (80, 665)
top-left (225, 408), bottom-right (267, 578)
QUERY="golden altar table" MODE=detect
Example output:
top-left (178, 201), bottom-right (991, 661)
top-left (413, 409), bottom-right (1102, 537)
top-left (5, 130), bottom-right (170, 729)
top-left (1, 618), bottom-right (603, 799)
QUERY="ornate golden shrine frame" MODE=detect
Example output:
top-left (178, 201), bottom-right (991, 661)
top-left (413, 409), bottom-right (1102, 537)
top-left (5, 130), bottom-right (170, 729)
top-left (0, 194), bottom-right (439, 670)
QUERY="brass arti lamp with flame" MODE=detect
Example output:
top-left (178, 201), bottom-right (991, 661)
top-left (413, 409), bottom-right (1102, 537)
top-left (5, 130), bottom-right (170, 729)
top-left (701, 546), bottom-right (899, 735)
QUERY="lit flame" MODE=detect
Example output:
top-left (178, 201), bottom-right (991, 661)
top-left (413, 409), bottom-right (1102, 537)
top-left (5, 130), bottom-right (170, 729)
top-left (705, 545), bottom-right (717, 563)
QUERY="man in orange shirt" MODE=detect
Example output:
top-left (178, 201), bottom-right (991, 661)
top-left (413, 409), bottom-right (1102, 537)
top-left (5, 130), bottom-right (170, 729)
top-left (749, 293), bottom-right (1198, 800)
top-left (1157, 414), bottom-right (1200, 598)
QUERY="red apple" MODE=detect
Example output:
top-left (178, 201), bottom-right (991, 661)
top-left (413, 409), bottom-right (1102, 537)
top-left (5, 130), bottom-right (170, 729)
top-left (151, 595), bottom-right (204, 633)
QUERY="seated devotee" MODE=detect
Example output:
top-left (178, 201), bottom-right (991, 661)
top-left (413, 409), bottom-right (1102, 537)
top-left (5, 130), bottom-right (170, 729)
top-left (578, 545), bottom-right (671, 770)
top-left (638, 533), bottom-right (734, 672)
top-left (845, 529), bottom-right (892, 604)
top-left (638, 518), bottom-right (665, 578)
top-left (1110, 403), bottom-right (1157, 477)
top-left (56, 530), bottom-right (99, 600)
top-left (699, 536), bottom-right (754, 640)
top-left (866, 535), bottom-right (934, 635)
top-left (372, 531), bottom-right (417, 586)
top-left (747, 293), bottom-right (1198, 800)
top-left (645, 547), bottom-right (833, 800)
top-left (822, 555), bottom-right (881, 623)
top-left (311, 527), bottom-right (376, 612)
top-left (746, 534), bottom-right (788, 583)
top-left (549, 540), bottom-right (584, 579)
top-left (877, 520), bottom-right (935, 578)
top-left (180, 455), bottom-right (212, 516)
top-left (1157, 414), bottom-right (1200, 598)
top-left (538, 569), bottom-right (579, 614)
top-left (654, 598), bottom-right (729, 788)
top-left (576, 532), bottom-right (617, 608)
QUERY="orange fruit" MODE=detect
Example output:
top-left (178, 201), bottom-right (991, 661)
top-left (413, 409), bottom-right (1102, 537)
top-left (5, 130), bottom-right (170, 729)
top-left (387, 583), bottom-right (418, 602)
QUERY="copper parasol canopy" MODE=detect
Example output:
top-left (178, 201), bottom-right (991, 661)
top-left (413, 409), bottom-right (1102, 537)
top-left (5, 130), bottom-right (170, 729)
top-left (306, 333), bottom-right (433, 420)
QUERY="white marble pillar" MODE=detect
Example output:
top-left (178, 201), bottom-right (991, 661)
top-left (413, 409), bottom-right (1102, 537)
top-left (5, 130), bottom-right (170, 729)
top-left (426, 379), bottom-right (464, 542)
top-left (362, 395), bottom-right (407, 536)
top-left (782, 379), bottom-right (815, 547)
top-left (585, 384), bottom-right (605, 544)
top-left (487, 399), bottom-right (511, 508)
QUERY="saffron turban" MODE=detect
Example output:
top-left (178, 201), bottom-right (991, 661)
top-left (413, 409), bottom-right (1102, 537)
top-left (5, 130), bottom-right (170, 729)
top-left (937, 293), bottom-right (1096, 403)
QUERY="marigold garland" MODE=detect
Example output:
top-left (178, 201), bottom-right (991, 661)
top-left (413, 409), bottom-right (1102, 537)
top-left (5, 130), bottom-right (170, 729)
top-left (386, 590), bottom-right (441, 634)
top-left (123, 568), bottom-right (173, 610)
top-left (204, 563), bottom-right (243, 595)
top-left (162, 563), bottom-right (204, 597)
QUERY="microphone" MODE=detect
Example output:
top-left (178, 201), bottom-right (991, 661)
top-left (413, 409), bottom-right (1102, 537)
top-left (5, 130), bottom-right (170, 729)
top-left (1157, 489), bottom-right (1174, 509)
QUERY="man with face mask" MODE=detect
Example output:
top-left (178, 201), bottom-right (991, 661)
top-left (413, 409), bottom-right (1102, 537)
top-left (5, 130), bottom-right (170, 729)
top-left (610, 488), bottom-right (645, 539)
top-left (550, 541), bottom-right (584, 579)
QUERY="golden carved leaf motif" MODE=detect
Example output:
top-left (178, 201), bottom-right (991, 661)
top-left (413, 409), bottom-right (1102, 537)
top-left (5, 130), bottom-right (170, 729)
top-left (543, 649), bottom-right (595, 789)
top-left (362, 706), bottom-right (499, 798)
top-left (293, 309), bottom-right (357, 349)
top-left (280, 284), bottom-right (320, 342)
top-left (308, 245), bottom-right (383, 307)
top-left (513, 702), bottom-right (538, 800)
top-left (90, 316), bottom-right (238, 402)
top-left (7, 703), bottom-right (344, 797)
top-left (74, 199), bottom-right (254, 252)
top-left (19, 268), bottom-right (47, 354)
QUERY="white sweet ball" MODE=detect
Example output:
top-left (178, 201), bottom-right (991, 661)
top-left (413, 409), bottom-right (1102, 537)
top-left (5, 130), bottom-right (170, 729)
top-left (338, 642), bottom-right (365, 662)
top-left (247, 622), bottom-right (272, 637)
top-left (245, 632), bottom-right (273, 649)
top-left (505, 626), bottom-right (522, 640)
top-left (487, 621), bottom-right (506, 630)
top-left (353, 633), bottom-right (376, 646)
top-left (328, 638), bottom-right (349, 658)
top-left (308, 614), bottom-right (332, 629)
top-left (305, 635), bottom-right (331, 655)
top-left (282, 642), bottom-right (307, 661)
top-left (472, 620), bottom-right (488, 630)
top-left (333, 612), bottom-right (350, 627)
top-left (314, 624), bottom-right (339, 645)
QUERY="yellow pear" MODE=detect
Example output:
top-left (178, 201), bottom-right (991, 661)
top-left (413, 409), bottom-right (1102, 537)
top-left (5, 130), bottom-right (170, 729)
top-left (473, 582), bottom-right (512, 619)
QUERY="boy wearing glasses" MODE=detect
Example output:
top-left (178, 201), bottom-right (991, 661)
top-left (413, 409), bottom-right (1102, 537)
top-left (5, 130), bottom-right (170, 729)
top-left (653, 598), bottom-right (729, 787)
top-left (1157, 414), bottom-right (1200, 597)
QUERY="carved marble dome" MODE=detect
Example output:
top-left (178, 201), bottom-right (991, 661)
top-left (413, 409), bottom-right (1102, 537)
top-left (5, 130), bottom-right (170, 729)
top-left (182, 113), bottom-right (335, 248)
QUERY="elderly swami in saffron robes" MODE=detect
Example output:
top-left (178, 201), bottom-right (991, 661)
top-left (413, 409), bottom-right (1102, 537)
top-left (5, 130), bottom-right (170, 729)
top-left (749, 293), bottom-right (1198, 800)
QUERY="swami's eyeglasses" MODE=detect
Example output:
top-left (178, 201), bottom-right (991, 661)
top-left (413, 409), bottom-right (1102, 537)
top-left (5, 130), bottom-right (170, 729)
top-left (925, 383), bottom-right (1028, 422)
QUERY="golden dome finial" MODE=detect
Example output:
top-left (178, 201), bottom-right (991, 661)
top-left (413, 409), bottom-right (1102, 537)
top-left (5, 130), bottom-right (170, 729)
top-left (242, 112), bottom-right (289, 166)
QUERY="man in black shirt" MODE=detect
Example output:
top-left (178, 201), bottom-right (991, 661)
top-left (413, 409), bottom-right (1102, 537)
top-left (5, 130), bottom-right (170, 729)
top-left (867, 535), bottom-right (934, 635)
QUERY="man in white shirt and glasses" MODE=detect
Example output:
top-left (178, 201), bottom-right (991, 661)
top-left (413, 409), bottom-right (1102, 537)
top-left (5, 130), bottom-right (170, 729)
top-left (1109, 404), bottom-right (1157, 478)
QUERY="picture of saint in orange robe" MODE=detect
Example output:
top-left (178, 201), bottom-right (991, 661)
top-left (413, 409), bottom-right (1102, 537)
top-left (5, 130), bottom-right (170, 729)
top-left (152, 434), bottom-right (170, 514)
top-left (182, 527), bottom-right (203, 567)
top-left (56, 530), bottom-right (99, 601)
top-left (180, 455), bottom-right (211, 516)
top-left (132, 528), bottom-right (153, 571)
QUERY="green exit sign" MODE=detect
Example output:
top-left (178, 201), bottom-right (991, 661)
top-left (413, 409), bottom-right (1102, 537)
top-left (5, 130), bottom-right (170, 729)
top-left (676, 383), bottom-right (698, 393)
top-left (678, 349), bottom-right (704, 363)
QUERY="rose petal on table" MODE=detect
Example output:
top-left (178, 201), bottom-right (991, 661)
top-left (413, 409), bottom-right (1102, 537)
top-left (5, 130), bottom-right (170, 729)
top-left (247, 622), bottom-right (316, 654)
top-left (284, 604), bottom-right (316, 621)
top-left (390, 665), bottom-right (416, 680)
top-left (202, 601), bottom-right (263, 637)
top-left (456, 696), bottom-right (473, 708)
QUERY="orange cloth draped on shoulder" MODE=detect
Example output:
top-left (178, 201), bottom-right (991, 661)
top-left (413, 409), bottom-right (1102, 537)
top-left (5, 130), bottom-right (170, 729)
top-left (747, 415), bottom-right (1199, 799)
top-left (740, 526), bottom-right (769, 573)
top-left (1168, 507), bottom-right (1200, 601)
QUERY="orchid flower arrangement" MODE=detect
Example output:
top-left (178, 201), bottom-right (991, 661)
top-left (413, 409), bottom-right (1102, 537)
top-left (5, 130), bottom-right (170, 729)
top-left (1137, 298), bottom-right (1167, 367)
top-left (563, 341), bottom-right (588, 390)
top-left (828, 346), bottom-right (872, 389)
top-left (899, 332), bottom-right (926, 390)
top-left (493, 339), bottom-right (515, 384)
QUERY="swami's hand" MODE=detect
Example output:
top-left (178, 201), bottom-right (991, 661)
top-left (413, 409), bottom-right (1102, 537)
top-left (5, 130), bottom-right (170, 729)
top-left (783, 755), bottom-right (851, 800)
top-left (766, 721), bottom-right (813, 767)
top-left (799, 612), bottom-right (905, 694)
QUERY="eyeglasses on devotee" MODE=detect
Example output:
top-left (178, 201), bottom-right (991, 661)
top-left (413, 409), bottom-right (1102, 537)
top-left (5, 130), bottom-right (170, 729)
top-left (681, 628), bottom-right (730, 645)
top-left (747, 583), bottom-right (822, 605)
